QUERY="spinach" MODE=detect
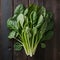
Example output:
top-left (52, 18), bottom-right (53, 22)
top-left (7, 4), bottom-right (54, 57)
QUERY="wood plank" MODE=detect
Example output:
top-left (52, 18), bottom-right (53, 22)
top-left (29, 0), bottom-right (38, 5)
top-left (28, 1), bottom-right (36, 60)
top-left (14, 50), bottom-right (28, 60)
top-left (55, 0), bottom-right (60, 60)
top-left (28, 0), bottom-right (45, 60)
top-left (0, 0), bottom-right (60, 60)
top-left (44, 0), bottom-right (54, 60)
top-left (52, 1), bottom-right (57, 60)
top-left (14, 0), bottom-right (29, 9)
top-left (38, 0), bottom-right (44, 6)
top-left (1, 0), bottom-right (13, 60)
top-left (21, 0), bottom-right (29, 7)
top-left (0, 0), bottom-right (3, 60)
top-left (13, 0), bottom-right (29, 60)
top-left (29, 0), bottom-right (34, 4)
top-left (14, 0), bottom-right (22, 10)
top-left (44, 0), bottom-right (58, 60)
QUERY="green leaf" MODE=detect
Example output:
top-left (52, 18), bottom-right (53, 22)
top-left (42, 31), bottom-right (54, 41)
top-left (33, 11), bottom-right (37, 26)
top-left (36, 15), bottom-right (44, 28)
top-left (15, 32), bottom-right (19, 37)
top-left (7, 18), bottom-right (18, 30)
top-left (46, 21), bottom-right (54, 31)
top-left (8, 31), bottom-right (16, 39)
top-left (14, 42), bottom-right (22, 51)
top-left (33, 27), bottom-right (37, 36)
top-left (40, 6), bottom-right (46, 17)
top-left (17, 14), bottom-right (24, 28)
top-left (29, 11), bottom-right (33, 24)
top-left (28, 4), bottom-right (39, 17)
top-left (24, 8), bottom-right (28, 15)
top-left (37, 21), bottom-right (47, 43)
top-left (12, 14), bottom-right (17, 20)
top-left (14, 4), bottom-right (25, 14)
top-left (41, 43), bottom-right (46, 48)
top-left (40, 21), bottom-right (47, 35)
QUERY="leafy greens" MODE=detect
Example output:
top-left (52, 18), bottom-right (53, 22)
top-left (7, 4), bottom-right (54, 57)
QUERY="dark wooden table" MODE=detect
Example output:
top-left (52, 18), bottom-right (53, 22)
top-left (0, 0), bottom-right (60, 60)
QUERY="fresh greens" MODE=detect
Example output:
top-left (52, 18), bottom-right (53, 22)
top-left (7, 4), bottom-right (54, 57)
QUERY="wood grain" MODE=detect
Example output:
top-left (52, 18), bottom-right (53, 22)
top-left (0, 0), bottom-right (3, 60)
top-left (56, 0), bottom-right (60, 60)
top-left (28, 0), bottom-right (45, 60)
top-left (0, 0), bottom-right (60, 60)
top-left (1, 0), bottom-right (12, 60)
top-left (44, 0), bottom-right (55, 60)
top-left (13, 0), bottom-right (29, 60)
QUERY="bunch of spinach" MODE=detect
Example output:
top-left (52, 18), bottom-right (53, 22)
top-left (7, 4), bottom-right (54, 57)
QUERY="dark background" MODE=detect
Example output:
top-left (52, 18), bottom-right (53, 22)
top-left (0, 0), bottom-right (60, 60)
